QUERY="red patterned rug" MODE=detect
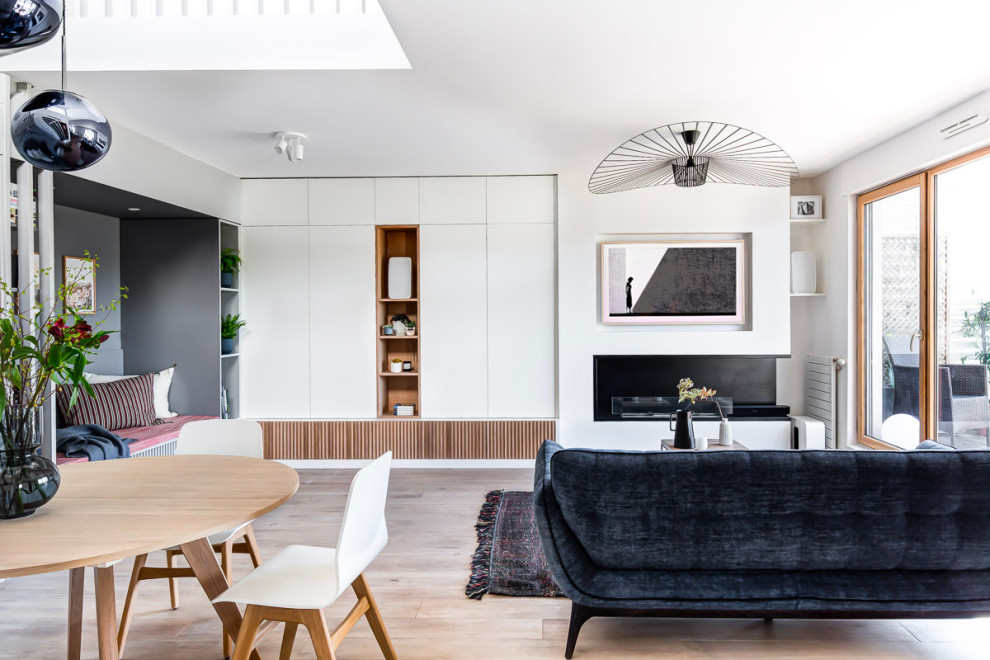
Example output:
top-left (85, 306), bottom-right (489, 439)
top-left (465, 490), bottom-right (563, 599)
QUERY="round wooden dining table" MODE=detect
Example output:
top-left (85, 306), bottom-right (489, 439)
top-left (0, 455), bottom-right (299, 660)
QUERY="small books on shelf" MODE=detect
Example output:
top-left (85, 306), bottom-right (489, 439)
top-left (393, 403), bottom-right (416, 416)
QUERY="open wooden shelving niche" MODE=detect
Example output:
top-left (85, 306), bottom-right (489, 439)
top-left (375, 226), bottom-right (420, 419)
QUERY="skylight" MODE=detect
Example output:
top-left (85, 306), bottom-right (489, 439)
top-left (0, 0), bottom-right (410, 71)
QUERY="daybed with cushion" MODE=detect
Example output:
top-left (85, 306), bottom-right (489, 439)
top-left (55, 367), bottom-right (218, 465)
top-left (534, 440), bottom-right (990, 658)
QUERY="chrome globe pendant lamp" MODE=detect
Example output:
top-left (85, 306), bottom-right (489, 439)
top-left (10, 0), bottom-right (111, 172)
top-left (0, 0), bottom-right (62, 53)
top-left (589, 121), bottom-right (798, 193)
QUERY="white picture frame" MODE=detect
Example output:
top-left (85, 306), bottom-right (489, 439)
top-left (790, 195), bottom-right (823, 220)
top-left (600, 239), bottom-right (746, 325)
top-left (63, 255), bottom-right (96, 314)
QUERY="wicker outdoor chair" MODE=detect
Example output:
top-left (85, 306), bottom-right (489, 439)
top-left (938, 364), bottom-right (990, 448)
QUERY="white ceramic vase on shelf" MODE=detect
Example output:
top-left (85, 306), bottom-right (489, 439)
top-left (393, 321), bottom-right (407, 336)
top-left (791, 251), bottom-right (816, 294)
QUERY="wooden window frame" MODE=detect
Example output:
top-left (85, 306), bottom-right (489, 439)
top-left (857, 144), bottom-right (990, 449)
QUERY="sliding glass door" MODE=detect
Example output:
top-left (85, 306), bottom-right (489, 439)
top-left (859, 176), bottom-right (925, 448)
top-left (859, 145), bottom-right (990, 448)
top-left (932, 150), bottom-right (990, 448)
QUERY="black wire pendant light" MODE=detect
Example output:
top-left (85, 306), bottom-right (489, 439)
top-left (589, 121), bottom-right (798, 193)
top-left (10, 0), bottom-right (111, 172)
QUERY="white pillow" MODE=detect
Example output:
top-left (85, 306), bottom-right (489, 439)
top-left (83, 367), bottom-right (177, 419)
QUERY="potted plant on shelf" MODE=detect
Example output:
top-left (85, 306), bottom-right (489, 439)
top-left (390, 358), bottom-right (403, 373)
top-left (1, 263), bottom-right (118, 518)
top-left (390, 313), bottom-right (411, 337)
top-left (405, 320), bottom-right (416, 336)
top-left (221, 314), bottom-right (246, 355)
top-left (220, 248), bottom-right (242, 289)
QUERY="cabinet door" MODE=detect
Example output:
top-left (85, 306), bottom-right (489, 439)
top-left (240, 179), bottom-right (309, 226)
top-left (309, 178), bottom-right (375, 225)
top-left (309, 226), bottom-right (377, 417)
top-left (487, 224), bottom-right (556, 417)
top-left (240, 226), bottom-right (310, 418)
top-left (420, 225), bottom-right (488, 417)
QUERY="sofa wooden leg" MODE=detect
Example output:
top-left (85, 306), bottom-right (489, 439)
top-left (564, 602), bottom-right (593, 659)
top-left (764, 617), bottom-right (774, 624)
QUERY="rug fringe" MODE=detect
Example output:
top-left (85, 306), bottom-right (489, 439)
top-left (465, 489), bottom-right (504, 599)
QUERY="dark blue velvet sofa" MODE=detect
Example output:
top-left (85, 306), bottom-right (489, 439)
top-left (534, 440), bottom-right (990, 658)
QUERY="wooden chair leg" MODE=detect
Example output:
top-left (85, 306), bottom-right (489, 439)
top-left (221, 541), bottom-right (234, 659)
top-left (94, 565), bottom-right (120, 660)
top-left (301, 609), bottom-right (336, 660)
top-left (165, 550), bottom-right (179, 609)
top-left (67, 567), bottom-right (85, 660)
top-left (244, 525), bottom-right (262, 568)
top-left (230, 605), bottom-right (264, 660)
top-left (352, 573), bottom-right (397, 660)
top-left (279, 622), bottom-right (299, 660)
top-left (117, 554), bottom-right (148, 657)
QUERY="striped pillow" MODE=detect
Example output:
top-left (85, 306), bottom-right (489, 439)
top-left (58, 372), bottom-right (157, 431)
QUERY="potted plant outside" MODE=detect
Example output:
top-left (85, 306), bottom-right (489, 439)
top-left (1, 261), bottom-right (120, 518)
top-left (220, 248), bottom-right (242, 289)
top-left (221, 313), bottom-right (247, 355)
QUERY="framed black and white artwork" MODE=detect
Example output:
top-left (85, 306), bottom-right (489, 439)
top-left (600, 240), bottom-right (746, 325)
top-left (790, 195), bottom-right (823, 220)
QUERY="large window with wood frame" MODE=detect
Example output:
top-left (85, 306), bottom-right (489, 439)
top-left (859, 145), bottom-right (990, 449)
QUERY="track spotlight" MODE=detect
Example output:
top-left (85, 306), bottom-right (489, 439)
top-left (274, 131), bottom-right (306, 163)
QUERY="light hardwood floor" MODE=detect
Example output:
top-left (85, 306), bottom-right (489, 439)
top-left (1, 468), bottom-right (989, 659)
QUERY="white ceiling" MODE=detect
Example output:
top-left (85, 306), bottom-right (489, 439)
top-left (9, 0), bottom-right (990, 180)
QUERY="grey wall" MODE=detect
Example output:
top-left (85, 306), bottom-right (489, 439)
top-left (120, 218), bottom-right (220, 416)
top-left (54, 205), bottom-right (123, 374)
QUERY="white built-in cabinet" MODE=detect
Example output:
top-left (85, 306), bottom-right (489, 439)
top-left (240, 225), bottom-right (311, 418)
top-left (239, 176), bottom-right (556, 420)
top-left (309, 226), bottom-right (377, 417)
top-left (420, 225), bottom-right (489, 417)
top-left (487, 223), bottom-right (556, 417)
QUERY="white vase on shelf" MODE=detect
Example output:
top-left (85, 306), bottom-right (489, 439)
top-left (791, 251), bottom-right (816, 294)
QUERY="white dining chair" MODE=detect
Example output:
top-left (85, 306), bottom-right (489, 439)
top-left (118, 419), bottom-right (266, 658)
top-left (215, 452), bottom-right (397, 660)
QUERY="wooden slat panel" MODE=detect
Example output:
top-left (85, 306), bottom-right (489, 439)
top-left (487, 421), bottom-right (556, 459)
top-left (260, 421), bottom-right (309, 460)
top-left (443, 421), bottom-right (486, 459)
top-left (260, 419), bottom-right (557, 460)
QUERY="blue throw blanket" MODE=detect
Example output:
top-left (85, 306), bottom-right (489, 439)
top-left (56, 425), bottom-right (133, 461)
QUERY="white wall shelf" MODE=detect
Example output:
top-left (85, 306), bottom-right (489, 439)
top-left (791, 292), bottom-right (826, 297)
top-left (790, 218), bottom-right (827, 225)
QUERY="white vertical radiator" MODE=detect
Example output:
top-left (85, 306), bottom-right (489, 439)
top-left (806, 355), bottom-right (845, 449)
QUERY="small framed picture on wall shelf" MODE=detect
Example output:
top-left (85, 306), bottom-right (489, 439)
top-left (790, 195), bottom-right (823, 220)
top-left (63, 255), bottom-right (96, 314)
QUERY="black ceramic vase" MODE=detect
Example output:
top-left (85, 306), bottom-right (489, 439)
top-left (1, 445), bottom-right (60, 519)
top-left (672, 409), bottom-right (696, 449)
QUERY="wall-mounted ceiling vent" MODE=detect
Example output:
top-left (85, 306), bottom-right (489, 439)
top-left (939, 112), bottom-right (988, 140)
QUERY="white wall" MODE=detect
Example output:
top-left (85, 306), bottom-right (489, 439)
top-left (73, 122), bottom-right (241, 221)
top-left (805, 88), bottom-right (990, 447)
top-left (555, 173), bottom-right (792, 448)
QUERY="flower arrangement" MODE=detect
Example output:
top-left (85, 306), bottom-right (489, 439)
top-left (1, 258), bottom-right (121, 451)
top-left (676, 378), bottom-right (717, 405)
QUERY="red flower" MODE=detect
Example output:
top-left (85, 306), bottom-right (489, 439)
top-left (98, 334), bottom-right (109, 344)
top-left (48, 318), bottom-right (66, 340)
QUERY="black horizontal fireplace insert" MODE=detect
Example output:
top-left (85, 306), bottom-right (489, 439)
top-left (593, 354), bottom-right (790, 422)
